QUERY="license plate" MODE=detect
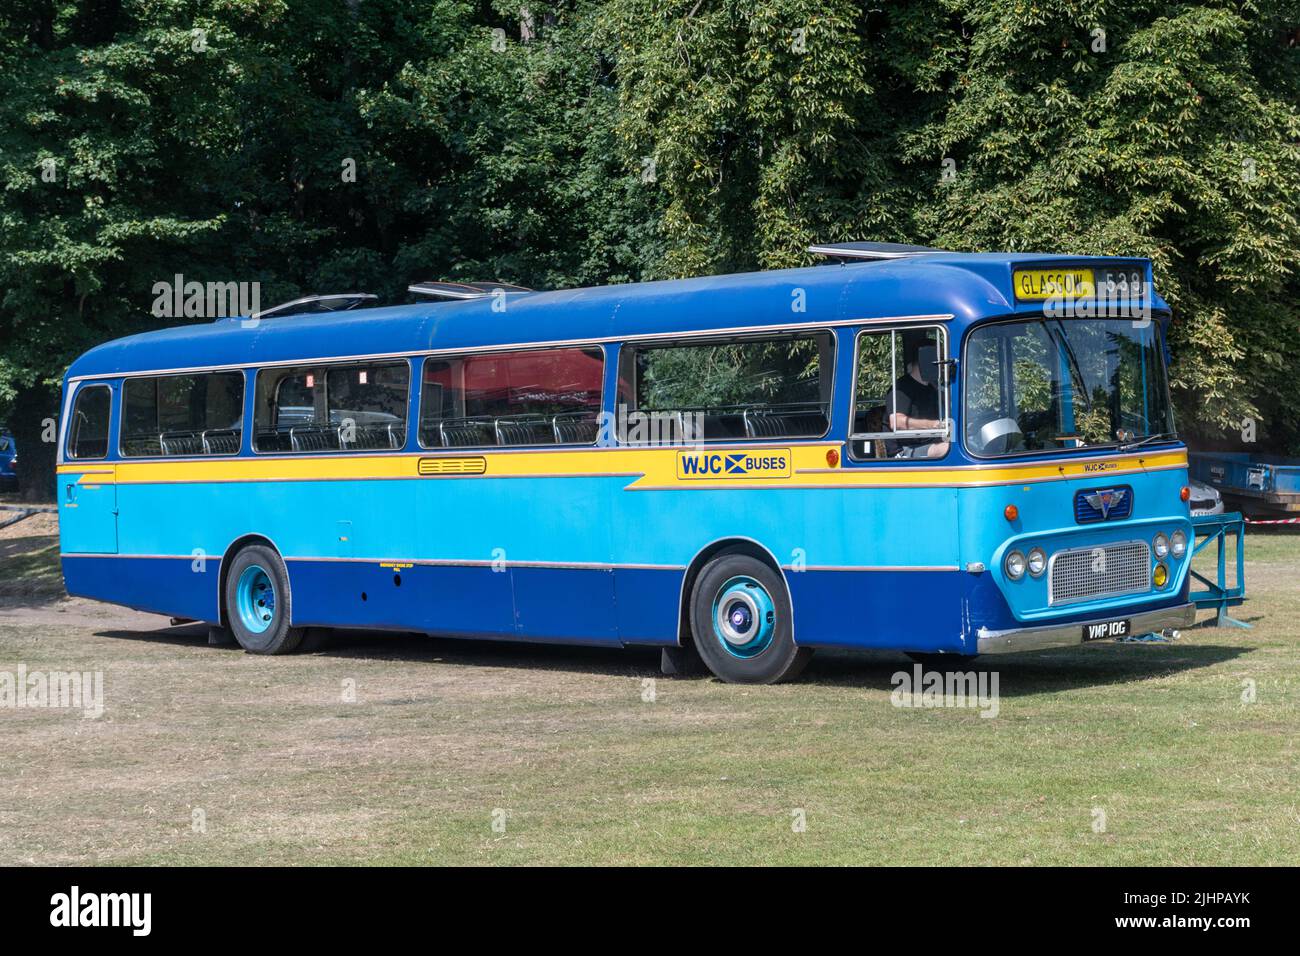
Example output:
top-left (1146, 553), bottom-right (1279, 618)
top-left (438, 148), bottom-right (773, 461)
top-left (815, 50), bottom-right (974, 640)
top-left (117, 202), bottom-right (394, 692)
top-left (1014, 268), bottom-right (1096, 301)
top-left (1083, 619), bottom-right (1130, 642)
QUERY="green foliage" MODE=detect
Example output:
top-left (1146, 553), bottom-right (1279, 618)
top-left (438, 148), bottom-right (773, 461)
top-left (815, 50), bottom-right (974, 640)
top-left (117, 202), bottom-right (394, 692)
top-left (637, 337), bottom-right (823, 409)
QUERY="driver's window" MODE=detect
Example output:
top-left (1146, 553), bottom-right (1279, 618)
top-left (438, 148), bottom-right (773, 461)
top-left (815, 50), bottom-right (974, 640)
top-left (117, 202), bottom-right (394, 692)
top-left (964, 322), bottom-right (1061, 455)
top-left (850, 326), bottom-right (950, 461)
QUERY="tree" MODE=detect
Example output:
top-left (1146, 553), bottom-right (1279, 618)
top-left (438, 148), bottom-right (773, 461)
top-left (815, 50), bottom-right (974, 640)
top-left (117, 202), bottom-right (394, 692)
top-left (2, 0), bottom-right (1298, 506)
top-left (601, 0), bottom-right (1300, 447)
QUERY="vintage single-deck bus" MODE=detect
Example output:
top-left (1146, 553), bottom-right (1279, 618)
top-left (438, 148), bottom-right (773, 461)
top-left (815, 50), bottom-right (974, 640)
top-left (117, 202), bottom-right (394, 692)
top-left (57, 244), bottom-right (1197, 683)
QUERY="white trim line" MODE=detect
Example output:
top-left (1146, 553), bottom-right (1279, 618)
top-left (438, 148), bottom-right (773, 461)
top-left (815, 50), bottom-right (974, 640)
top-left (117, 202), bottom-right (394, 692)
top-left (64, 314), bottom-right (955, 383)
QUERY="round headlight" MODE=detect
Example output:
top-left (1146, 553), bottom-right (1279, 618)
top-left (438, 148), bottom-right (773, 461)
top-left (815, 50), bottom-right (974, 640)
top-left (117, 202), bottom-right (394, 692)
top-left (1005, 550), bottom-right (1026, 580)
top-left (1153, 533), bottom-right (1169, 559)
top-left (1170, 529), bottom-right (1187, 558)
top-left (1153, 562), bottom-right (1169, 589)
top-left (1027, 548), bottom-right (1047, 578)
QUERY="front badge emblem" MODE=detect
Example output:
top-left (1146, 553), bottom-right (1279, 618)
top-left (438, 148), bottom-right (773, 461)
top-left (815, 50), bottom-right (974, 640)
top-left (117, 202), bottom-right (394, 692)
top-left (1084, 488), bottom-right (1127, 519)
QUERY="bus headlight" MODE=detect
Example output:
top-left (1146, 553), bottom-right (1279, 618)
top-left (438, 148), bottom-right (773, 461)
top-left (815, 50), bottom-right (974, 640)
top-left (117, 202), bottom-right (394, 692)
top-left (1153, 533), bottom-right (1169, 559)
top-left (1170, 530), bottom-right (1187, 558)
top-left (1027, 548), bottom-right (1047, 578)
top-left (1153, 562), bottom-right (1169, 589)
top-left (1004, 550), bottom-right (1026, 580)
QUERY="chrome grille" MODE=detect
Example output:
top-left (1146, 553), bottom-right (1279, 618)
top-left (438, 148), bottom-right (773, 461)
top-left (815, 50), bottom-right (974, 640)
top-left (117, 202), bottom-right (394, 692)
top-left (1048, 541), bottom-right (1151, 606)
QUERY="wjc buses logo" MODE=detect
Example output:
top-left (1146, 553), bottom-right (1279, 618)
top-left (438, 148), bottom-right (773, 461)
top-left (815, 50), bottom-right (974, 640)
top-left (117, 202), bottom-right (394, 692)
top-left (677, 449), bottom-right (792, 480)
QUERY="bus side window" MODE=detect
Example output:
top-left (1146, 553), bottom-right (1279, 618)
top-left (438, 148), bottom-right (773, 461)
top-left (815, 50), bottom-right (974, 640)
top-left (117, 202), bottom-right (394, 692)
top-left (255, 362), bottom-right (410, 453)
top-left (255, 367), bottom-right (320, 452)
top-left (68, 385), bottom-right (112, 460)
top-left (850, 326), bottom-right (949, 461)
top-left (326, 362), bottom-right (410, 451)
top-left (120, 372), bottom-right (244, 457)
top-left (417, 347), bottom-right (603, 449)
top-left (616, 332), bottom-right (833, 444)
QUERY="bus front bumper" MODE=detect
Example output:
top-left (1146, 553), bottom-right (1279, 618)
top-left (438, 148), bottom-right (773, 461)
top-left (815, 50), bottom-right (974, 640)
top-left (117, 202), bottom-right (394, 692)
top-left (975, 603), bottom-right (1197, 655)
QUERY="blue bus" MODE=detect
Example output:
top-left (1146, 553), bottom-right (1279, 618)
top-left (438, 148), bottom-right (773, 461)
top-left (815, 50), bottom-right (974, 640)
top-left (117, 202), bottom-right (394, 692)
top-left (57, 245), bottom-right (1196, 683)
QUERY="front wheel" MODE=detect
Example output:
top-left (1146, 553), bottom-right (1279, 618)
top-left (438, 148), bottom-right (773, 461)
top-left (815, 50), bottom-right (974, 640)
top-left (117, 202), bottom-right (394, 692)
top-left (223, 544), bottom-right (304, 654)
top-left (690, 553), bottom-right (811, 684)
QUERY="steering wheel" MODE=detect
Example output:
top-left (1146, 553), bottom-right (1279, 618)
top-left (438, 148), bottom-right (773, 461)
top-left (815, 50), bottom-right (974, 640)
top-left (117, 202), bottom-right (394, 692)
top-left (969, 414), bottom-right (1024, 454)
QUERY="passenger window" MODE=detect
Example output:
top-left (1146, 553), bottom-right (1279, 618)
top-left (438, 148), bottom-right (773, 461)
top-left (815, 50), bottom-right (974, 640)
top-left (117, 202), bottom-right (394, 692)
top-left (254, 361), bottom-right (410, 452)
top-left (120, 372), bottom-right (244, 457)
top-left (616, 332), bottom-right (833, 443)
top-left (68, 385), bottom-right (112, 460)
top-left (418, 347), bottom-right (604, 448)
top-left (851, 326), bottom-right (950, 460)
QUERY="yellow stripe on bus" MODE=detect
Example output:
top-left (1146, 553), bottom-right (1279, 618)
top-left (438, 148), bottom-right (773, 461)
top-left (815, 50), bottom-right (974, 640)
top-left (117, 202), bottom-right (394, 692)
top-left (58, 447), bottom-right (1188, 489)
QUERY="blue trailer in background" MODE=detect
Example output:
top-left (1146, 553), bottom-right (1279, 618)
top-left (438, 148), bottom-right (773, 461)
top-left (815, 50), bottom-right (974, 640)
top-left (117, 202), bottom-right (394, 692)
top-left (1189, 451), bottom-right (1300, 519)
top-left (0, 429), bottom-right (16, 491)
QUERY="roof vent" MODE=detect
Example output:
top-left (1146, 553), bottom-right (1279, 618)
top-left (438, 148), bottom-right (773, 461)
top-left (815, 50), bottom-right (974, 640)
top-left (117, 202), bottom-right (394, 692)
top-left (249, 293), bottom-right (378, 321)
top-left (408, 281), bottom-right (534, 301)
top-left (808, 241), bottom-right (945, 261)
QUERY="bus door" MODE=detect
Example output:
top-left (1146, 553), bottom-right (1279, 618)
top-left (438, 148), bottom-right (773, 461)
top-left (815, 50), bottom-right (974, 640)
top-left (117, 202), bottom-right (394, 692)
top-left (61, 381), bottom-right (118, 554)
top-left (823, 324), bottom-right (964, 648)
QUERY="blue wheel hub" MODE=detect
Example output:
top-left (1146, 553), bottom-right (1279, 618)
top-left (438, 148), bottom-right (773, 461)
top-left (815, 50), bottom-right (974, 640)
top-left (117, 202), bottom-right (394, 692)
top-left (711, 575), bottom-right (776, 659)
top-left (235, 565), bottom-right (276, 634)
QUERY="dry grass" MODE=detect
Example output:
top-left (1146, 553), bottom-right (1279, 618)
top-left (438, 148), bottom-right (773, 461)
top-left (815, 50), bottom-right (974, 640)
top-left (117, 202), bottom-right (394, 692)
top-left (1, 518), bottom-right (1297, 865)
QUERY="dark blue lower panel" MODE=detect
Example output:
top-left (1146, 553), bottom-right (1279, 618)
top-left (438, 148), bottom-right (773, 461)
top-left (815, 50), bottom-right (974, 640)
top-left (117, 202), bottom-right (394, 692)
top-left (62, 555), bottom-right (220, 622)
top-left (511, 566), bottom-right (617, 642)
top-left (288, 560), bottom-right (516, 637)
top-left (613, 567), bottom-right (685, 645)
top-left (788, 570), bottom-right (971, 652)
top-left (59, 557), bottom-right (1189, 655)
top-left (287, 560), bottom-right (621, 645)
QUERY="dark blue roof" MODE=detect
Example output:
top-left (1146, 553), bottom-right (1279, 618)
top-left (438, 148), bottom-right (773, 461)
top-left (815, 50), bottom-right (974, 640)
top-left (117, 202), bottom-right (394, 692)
top-left (66, 253), bottom-right (1168, 380)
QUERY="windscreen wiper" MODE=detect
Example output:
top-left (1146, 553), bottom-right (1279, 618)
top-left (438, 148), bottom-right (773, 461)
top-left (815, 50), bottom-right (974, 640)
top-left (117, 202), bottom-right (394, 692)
top-left (1118, 431), bottom-right (1179, 452)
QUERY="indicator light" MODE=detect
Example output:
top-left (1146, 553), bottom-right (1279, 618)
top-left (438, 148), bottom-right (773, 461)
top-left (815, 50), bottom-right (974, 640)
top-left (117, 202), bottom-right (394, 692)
top-left (1004, 504), bottom-right (1019, 522)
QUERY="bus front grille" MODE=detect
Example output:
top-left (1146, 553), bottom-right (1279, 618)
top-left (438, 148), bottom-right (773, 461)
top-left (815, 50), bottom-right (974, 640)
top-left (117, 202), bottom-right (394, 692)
top-left (1048, 541), bottom-right (1151, 606)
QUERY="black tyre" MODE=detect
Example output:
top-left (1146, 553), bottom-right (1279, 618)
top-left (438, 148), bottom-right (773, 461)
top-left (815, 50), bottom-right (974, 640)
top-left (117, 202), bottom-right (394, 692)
top-left (223, 544), bottom-right (304, 654)
top-left (689, 552), bottom-right (812, 684)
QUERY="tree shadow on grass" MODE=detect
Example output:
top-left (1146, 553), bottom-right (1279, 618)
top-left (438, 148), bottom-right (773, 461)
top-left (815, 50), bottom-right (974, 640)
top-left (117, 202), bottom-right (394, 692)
top-left (803, 642), bottom-right (1253, 696)
top-left (93, 619), bottom-right (1255, 696)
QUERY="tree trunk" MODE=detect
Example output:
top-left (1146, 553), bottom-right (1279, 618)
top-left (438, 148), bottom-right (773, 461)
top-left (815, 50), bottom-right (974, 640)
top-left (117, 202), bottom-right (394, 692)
top-left (11, 382), bottom-right (60, 503)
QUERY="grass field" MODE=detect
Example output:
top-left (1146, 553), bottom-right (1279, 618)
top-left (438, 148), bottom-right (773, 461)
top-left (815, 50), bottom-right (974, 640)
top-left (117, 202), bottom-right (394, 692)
top-left (1, 513), bottom-right (1296, 865)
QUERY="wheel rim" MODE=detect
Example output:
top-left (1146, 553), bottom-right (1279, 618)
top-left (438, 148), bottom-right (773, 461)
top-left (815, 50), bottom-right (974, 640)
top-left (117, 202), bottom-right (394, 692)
top-left (711, 575), bottom-right (776, 659)
top-left (235, 564), bottom-right (276, 634)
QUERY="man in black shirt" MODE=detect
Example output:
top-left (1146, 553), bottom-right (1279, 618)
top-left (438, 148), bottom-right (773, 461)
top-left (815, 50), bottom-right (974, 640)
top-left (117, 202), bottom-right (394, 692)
top-left (884, 332), bottom-right (950, 459)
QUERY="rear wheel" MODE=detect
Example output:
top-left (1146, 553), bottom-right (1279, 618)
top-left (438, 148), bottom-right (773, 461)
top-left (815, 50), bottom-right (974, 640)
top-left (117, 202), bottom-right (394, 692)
top-left (690, 553), bottom-right (811, 684)
top-left (223, 544), bottom-right (304, 654)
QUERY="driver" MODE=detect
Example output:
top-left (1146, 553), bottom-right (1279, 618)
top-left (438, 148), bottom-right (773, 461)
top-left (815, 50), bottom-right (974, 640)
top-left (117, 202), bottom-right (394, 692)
top-left (885, 331), bottom-right (949, 459)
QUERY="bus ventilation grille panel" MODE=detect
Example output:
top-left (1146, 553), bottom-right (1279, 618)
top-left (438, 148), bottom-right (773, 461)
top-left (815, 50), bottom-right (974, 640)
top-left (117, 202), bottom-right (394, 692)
top-left (1048, 541), bottom-right (1151, 607)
